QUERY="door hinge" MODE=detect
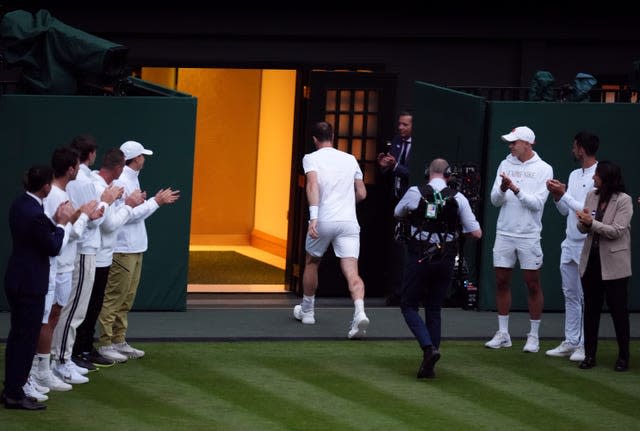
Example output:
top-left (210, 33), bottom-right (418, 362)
top-left (303, 85), bottom-right (310, 99)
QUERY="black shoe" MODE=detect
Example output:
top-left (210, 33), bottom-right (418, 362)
top-left (579, 356), bottom-right (596, 369)
top-left (72, 354), bottom-right (98, 372)
top-left (4, 396), bottom-right (47, 410)
top-left (615, 358), bottom-right (629, 372)
top-left (85, 350), bottom-right (115, 368)
top-left (417, 345), bottom-right (441, 379)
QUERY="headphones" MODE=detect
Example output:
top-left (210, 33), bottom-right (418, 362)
top-left (424, 161), bottom-right (452, 179)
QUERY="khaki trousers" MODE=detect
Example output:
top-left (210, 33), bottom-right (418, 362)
top-left (98, 252), bottom-right (143, 346)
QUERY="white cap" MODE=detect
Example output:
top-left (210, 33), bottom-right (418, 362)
top-left (501, 126), bottom-right (535, 144)
top-left (120, 140), bottom-right (153, 160)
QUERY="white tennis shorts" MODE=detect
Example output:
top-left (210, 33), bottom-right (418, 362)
top-left (493, 234), bottom-right (543, 270)
top-left (306, 221), bottom-right (360, 258)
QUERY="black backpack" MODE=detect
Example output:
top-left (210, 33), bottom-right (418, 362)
top-left (406, 184), bottom-right (460, 246)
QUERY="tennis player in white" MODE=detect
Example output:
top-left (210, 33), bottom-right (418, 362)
top-left (293, 121), bottom-right (369, 339)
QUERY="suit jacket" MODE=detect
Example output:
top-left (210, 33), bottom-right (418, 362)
top-left (4, 193), bottom-right (65, 297)
top-left (383, 135), bottom-right (411, 199)
top-left (578, 191), bottom-right (633, 280)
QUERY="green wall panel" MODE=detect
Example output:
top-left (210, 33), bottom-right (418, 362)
top-left (0, 94), bottom-right (196, 311)
top-left (481, 101), bottom-right (640, 311)
top-left (412, 81), bottom-right (486, 285)
top-left (413, 82), bottom-right (640, 312)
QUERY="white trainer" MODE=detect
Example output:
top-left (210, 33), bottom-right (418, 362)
top-left (545, 341), bottom-right (578, 357)
top-left (71, 362), bottom-right (89, 375)
top-left (98, 345), bottom-right (128, 363)
top-left (33, 369), bottom-right (72, 392)
top-left (293, 304), bottom-right (316, 325)
top-left (523, 334), bottom-right (540, 353)
top-left (485, 331), bottom-right (512, 349)
top-left (27, 376), bottom-right (50, 395)
top-left (347, 312), bottom-right (370, 339)
top-left (23, 380), bottom-right (48, 402)
top-left (569, 346), bottom-right (586, 362)
top-left (113, 341), bottom-right (145, 359)
top-left (53, 361), bottom-right (89, 384)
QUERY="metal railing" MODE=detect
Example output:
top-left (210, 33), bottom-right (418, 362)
top-left (449, 86), bottom-right (639, 103)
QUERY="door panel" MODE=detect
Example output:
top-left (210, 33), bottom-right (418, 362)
top-left (287, 71), bottom-right (397, 297)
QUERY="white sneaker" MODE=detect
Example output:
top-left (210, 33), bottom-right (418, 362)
top-left (569, 346), bottom-right (586, 362)
top-left (98, 345), bottom-right (128, 363)
top-left (33, 369), bottom-right (72, 392)
top-left (53, 361), bottom-right (89, 384)
top-left (71, 362), bottom-right (89, 375)
top-left (523, 334), bottom-right (540, 353)
top-left (113, 341), bottom-right (145, 359)
top-left (347, 312), bottom-right (370, 339)
top-left (23, 380), bottom-right (48, 402)
top-left (545, 341), bottom-right (578, 357)
top-left (485, 331), bottom-right (512, 349)
top-left (293, 304), bottom-right (316, 324)
top-left (27, 376), bottom-right (50, 394)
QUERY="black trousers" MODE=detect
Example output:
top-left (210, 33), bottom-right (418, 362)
top-left (581, 252), bottom-right (630, 361)
top-left (3, 289), bottom-right (44, 399)
top-left (74, 265), bottom-right (111, 355)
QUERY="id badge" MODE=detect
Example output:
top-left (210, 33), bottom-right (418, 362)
top-left (426, 203), bottom-right (437, 219)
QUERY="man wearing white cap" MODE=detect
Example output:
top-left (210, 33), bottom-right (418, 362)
top-left (97, 141), bottom-right (179, 361)
top-left (485, 126), bottom-right (553, 353)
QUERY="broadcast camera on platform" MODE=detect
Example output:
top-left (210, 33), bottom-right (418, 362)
top-left (445, 162), bottom-right (482, 308)
top-left (445, 162), bottom-right (482, 214)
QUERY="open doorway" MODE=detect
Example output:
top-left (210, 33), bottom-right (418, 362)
top-left (140, 67), bottom-right (296, 293)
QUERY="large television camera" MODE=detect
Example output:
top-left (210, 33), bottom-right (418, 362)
top-left (446, 162), bottom-right (482, 213)
top-left (445, 162), bottom-right (482, 308)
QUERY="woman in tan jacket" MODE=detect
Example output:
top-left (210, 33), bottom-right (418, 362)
top-left (576, 161), bottom-right (633, 371)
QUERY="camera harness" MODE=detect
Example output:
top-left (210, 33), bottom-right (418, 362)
top-left (404, 183), bottom-right (461, 262)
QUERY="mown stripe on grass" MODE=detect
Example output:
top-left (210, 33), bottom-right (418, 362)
top-left (144, 347), bottom-right (359, 431)
top-left (323, 357), bottom-right (538, 431)
top-left (131, 364), bottom-right (289, 430)
top-left (444, 360), bottom-right (640, 429)
top-left (466, 341), bottom-right (640, 420)
top-left (187, 354), bottom-right (400, 430)
top-left (226, 357), bottom-right (428, 431)
top-left (505, 354), bottom-right (640, 417)
top-left (0, 367), bottom-right (209, 431)
top-left (4, 341), bottom-right (638, 431)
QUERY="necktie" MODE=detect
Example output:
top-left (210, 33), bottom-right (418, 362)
top-left (399, 140), bottom-right (408, 165)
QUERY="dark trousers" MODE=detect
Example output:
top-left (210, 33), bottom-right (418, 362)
top-left (581, 252), bottom-right (630, 361)
top-left (388, 235), bottom-right (406, 299)
top-left (74, 265), bottom-right (110, 355)
top-left (3, 289), bottom-right (45, 399)
top-left (400, 250), bottom-right (455, 349)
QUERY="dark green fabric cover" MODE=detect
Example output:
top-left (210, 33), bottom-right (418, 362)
top-left (0, 9), bottom-right (127, 94)
top-left (529, 70), bottom-right (555, 102)
top-left (0, 91), bottom-right (197, 311)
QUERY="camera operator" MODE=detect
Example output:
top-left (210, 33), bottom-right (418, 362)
top-left (394, 158), bottom-right (482, 379)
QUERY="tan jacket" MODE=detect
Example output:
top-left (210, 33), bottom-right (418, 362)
top-left (578, 191), bottom-right (633, 280)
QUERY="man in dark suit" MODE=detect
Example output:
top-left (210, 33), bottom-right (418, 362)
top-left (377, 111), bottom-right (413, 305)
top-left (377, 110), bottom-right (413, 200)
top-left (2, 165), bottom-right (73, 410)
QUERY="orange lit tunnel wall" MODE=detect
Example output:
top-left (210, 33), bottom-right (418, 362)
top-left (253, 70), bottom-right (295, 256)
top-left (177, 68), bottom-right (262, 243)
top-left (141, 68), bottom-right (295, 255)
